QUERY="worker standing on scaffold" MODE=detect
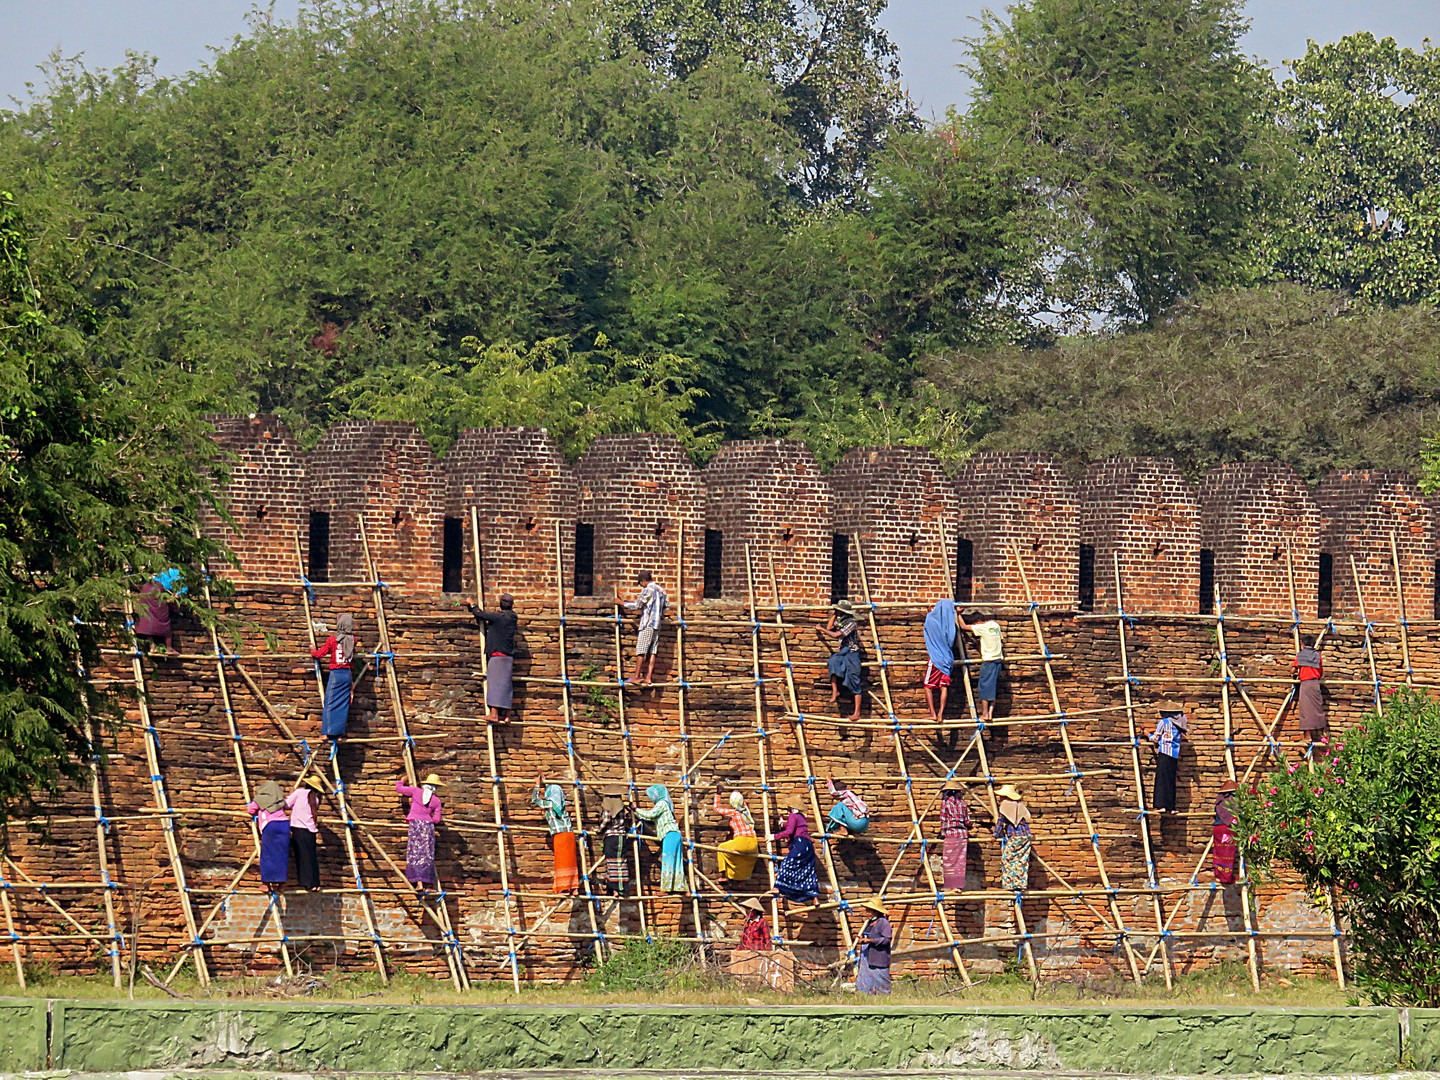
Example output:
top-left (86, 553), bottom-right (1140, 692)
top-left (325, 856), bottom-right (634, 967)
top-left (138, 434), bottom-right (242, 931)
top-left (958, 610), bottom-right (1003, 724)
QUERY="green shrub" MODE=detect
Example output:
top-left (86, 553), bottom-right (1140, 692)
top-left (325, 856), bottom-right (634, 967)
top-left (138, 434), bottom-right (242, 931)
top-left (582, 938), bottom-right (713, 993)
top-left (1239, 688), bottom-right (1440, 1005)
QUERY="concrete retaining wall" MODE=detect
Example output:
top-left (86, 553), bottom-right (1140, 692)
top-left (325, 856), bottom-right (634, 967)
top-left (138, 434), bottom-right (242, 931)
top-left (8, 1000), bottom-right (1422, 1074)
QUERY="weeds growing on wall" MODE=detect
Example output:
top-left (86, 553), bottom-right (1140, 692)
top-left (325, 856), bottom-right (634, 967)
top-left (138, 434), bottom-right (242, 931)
top-left (1239, 688), bottom-right (1440, 1006)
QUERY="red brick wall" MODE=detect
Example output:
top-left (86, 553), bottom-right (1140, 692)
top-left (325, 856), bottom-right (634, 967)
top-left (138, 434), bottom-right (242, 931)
top-left (829, 448), bottom-right (958, 603)
top-left (703, 440), bottom-right (830, 603)
top-left (1200, 463), bottom-right (1321, 616)
top-left (575, 435), bottom-right (705, 604)
top-left (444, 427), bottom-right (578, 602)
top-left (953, 452), bottom-right (1079, 608)
top-left (306, 421), bottom-right (445, 592)
top-left (202, 415), bottom-right (306, 583)
top-left (1083, 458), bottom-right (1201, 613)
top-left (1315, 470), bottom-right (1434, 621)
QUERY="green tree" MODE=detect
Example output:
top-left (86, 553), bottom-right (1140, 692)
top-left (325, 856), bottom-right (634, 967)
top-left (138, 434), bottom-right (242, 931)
top-left (967, 0), bottom-right (1289, 326)
top-left (1239, 688), bottom-right (1440, 1005)
top-left (1269, 34), bottom-right (1440, 307)
top-left (0, 191), bottom-right (228, 821)
top-left (928, 285), bottom-right (1440, 481)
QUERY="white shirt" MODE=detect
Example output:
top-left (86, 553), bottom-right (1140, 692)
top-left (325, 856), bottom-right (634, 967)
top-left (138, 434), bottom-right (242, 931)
top-left (628, 582), bottom-right (668, 631)
top-left (973, 621), bottom-right (1004, 662)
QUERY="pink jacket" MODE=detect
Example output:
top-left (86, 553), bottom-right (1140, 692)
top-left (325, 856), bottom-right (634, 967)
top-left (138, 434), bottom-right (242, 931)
top-left (397, 781), bottom-right (443, 823)
top-left (246, 802), bottom-right (288, 829)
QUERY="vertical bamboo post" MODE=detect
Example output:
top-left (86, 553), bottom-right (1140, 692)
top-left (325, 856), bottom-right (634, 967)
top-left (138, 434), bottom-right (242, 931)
top-left (0, 864), bottom-right (22, 987)
top-left (764, 549), bottom-right (855, 957)
top-left (1286, 548), bottom-right (1347, 988)
top-left (671, 522), bottom-right (709, 947)
top-left (357, 517), bottom-right (466, 990)
top-left (1210, 584), bottom-right (1263, 991)
top-left (293, 536), bottom-right (389, 984)
top-left (1350, 554), bottom-right (1384, 717)
top-left (198, 570), bottom-right (294, 977)
top-left (123, 597), bottom-right (209, 985)
top-left (80, 710), bottom-right (124, 987)
top-left (742, 546), bottom-right (781, 941)
top-left (1011, 542), bottom-right (1139, 984)
top-left (1389, 531), bottom-right (1414, 687)
top-left (852, 537), bottom-right (971, 985)
top-left (607, 584), bottom-right (649, 941)
top-left (470, 508), bottom-right (524, 991)
top-left (551, 523), bottom-right (607, 962)
top-left (1111, 554), bottom-right (1173, 988)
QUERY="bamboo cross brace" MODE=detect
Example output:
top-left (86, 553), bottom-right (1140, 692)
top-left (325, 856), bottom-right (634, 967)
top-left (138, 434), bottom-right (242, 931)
top-left (123, 596), bottom-right (210, 986)
top-left (853, 535), bottom-right (970, 985)
top-left (357, 517), bottom-right (467, 990)
top-left (1112, 553), bottom-right (1174, 988)
top-left (294, 534), bottom-right (390, 984)
top-left (763, 548), bottom-right (855, 957)
top-left (1011, 541), bottom-right (1140, 984)
top-left (469, 508), bottom-right (524, 991)
top-left (164, 854), bottom-right (256, 984)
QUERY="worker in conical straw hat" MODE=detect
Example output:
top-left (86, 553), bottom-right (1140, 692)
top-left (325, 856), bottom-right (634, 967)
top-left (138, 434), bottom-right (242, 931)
top-left (738, 896), bottom-right (772, 951)
top-left (397, 772), bottom-right (444, 892)
top-left (939, 777), bottom-right (971, 890)
top-left (856, 896), bottom-right (892, 994)
top-left (993, 784), bottom-right (1032, 893)
top-left (288, 773), bottom-right (327, 892)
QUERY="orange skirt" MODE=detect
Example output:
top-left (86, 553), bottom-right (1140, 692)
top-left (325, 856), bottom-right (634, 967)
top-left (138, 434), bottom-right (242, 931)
top-left (552, 831), bottom-right (580, 893)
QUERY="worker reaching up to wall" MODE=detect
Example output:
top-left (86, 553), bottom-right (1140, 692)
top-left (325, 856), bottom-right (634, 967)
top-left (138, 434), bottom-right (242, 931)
top-left (923, 598), bottom-right (959, 722)
top-left (312, 613), bottom-right (357, 748)
top-left (823, 599), bottom-right (864, 720)
top-left (532, 773), bottom-right (580, 895)
top-left (958, 610), bottom-right (1003, 723)
top-left (1149, 700), bottom-right (1187, 816)
top-left (465, 592), bottom-right (517, 721)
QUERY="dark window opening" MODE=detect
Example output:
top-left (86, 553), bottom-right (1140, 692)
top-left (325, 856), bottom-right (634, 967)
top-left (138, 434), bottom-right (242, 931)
top-left (307, 512), bottom-right (330, 584)
top-left (954, 537), bottom-right (974, 603)
top-left (442, 517), bottom-right (464, 594)
top-left (1078, 543), bottom-right (1095, 613)
top-left (574, 523), bottom-right (595, 597)
top-left (703, 529), bottom-right (724, 599)
top-left (1318, 552), bottom-right (1333, 619)
top-left (1199, 548), bottom-right (1215, 613)
top-left (830, 534), bottom-right (850, 602)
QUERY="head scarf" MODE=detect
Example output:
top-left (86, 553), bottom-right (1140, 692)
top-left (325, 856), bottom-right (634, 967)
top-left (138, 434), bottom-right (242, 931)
top-left (1297, 646), bottom-right (1322, 668)
top-left (255, 780), bottom-right (285, 813)
top-left (646, 783), bottom-right (671, 806)
top-left (337, 613), bottom-right (356, 664)
top-left (545, 783), bottom-right (565, 810)
top-left (728, 789), bottom-right (753, 828)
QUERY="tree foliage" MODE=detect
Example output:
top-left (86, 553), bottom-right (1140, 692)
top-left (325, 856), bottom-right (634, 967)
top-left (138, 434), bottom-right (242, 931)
top-left (1269, 34), bottom-right (1440, 308)
top-left (0, 191), bottom-right (228, 821)
top-left (929, 285), bottom-right (1440, 481)
top-left (967, 0), bottom-right (1288, 326)
top-left (1239, 689), bottom-right (1440, 1006)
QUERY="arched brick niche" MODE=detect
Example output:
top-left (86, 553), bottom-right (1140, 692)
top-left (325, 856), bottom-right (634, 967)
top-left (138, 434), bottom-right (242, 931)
top-left (574, 435), bottom-right (705, 603)
top-left (952, 452), bottom-right (1079, 609)
top-left (1082, 458), bottom-right (1201, 614)
top-left (306, 421), bottom-right (444, 592)
top-left (1315, 470), bottom-right (1433, 621)
top-left (828, 447), bottom-right (958, 604)
top-left (443, 428), bottom-right (578, 602)
top-left (1199, 463), bottom-right (1321, 616)
top-left (701, 440), bottom-right (831, 604)
top-left (202, 415), bottom-right (306, 583)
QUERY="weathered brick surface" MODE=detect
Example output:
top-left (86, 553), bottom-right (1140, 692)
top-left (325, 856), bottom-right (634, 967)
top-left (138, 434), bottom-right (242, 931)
top-left (1083, 459), bottom-right (1201, 613)
top-left (1200, 463), bottom-right (1321, 616)
top-left (202, 415), bottom-right (306, 583)
top-left (1315, 470), bottom-right (1433, 621)
top-left (13, 426), bottom-right (1429, 989)
top-left (703, 440), bottom-right (830, 603)
top-left (954, 452), bottom-right (1079, 607)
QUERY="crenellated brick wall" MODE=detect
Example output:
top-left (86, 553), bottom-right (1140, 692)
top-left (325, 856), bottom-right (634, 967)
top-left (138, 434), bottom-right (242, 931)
top-left (1315, 470), bottom-right (1433, 622)
top-left (1200, 463), bottom-right (1321, 617)
top-left (201, 415), bottom-right (306, 582)
top-left (953, 452), bottom-right (1080, 609)
top-left (1082, 458), bottom-right (1201, 614)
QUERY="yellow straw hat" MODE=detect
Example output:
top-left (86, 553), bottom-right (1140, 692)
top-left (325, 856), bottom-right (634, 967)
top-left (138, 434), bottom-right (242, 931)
top-left (301, 775), bottom-right (325, 792)
top-left (861, 897), bottom-right (888, 916)
top-left (422, 773), bottom-right (444, 787)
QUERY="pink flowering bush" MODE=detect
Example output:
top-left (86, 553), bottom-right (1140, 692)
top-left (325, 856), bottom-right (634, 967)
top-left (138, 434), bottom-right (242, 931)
top-left (1238, 688), bottom-right (1440, 1006)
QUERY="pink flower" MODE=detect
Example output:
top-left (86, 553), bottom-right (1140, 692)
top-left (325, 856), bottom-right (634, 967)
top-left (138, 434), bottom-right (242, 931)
top-left (1270, 787), bottom-right (1278, 795)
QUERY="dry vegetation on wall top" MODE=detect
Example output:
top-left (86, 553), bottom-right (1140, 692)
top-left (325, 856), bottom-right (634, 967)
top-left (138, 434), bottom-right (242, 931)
top-left (6, 414), bottom-right (1436, 991)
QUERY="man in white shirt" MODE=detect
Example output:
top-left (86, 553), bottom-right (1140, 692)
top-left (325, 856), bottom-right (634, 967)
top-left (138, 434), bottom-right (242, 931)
top-left (958, 610), bottom-right (1003, 723)
top-left (621, 570), bottom-right (668, 684)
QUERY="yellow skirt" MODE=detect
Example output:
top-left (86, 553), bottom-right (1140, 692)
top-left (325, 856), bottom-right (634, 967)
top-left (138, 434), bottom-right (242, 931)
top-left (717, 835), bottom-right (759, 880)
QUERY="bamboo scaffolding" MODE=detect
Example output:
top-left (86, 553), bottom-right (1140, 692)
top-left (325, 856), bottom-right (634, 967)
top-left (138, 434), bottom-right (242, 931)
top-left (80, 705), bottom-right (124, 987)
top-left (1389, 531), bottom-right (1415, 688)
top-left (672, 523), bottom-right (712, 948)
top-left (742, 548), bottom-right (782, 946)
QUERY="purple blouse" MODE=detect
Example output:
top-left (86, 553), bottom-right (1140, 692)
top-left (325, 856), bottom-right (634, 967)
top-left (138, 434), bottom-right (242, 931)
top-left (775, 810), bottom-right (811, 842)
top-left (396, 781), bottom-right (443, 823)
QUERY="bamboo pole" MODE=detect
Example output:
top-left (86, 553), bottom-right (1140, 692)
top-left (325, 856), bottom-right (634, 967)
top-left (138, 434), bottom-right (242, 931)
top-left (294, 534), bottom-right (390, 984)
top-left (1352, 554), bottom-right (1384, 716)
top-left (80, 709), bottom-right (124, 987)
top-left (123, 597), bottom-right (209, 986)
top-left (742, 547), bottom-right (781, 944)
top-left (470, 508), bottom-right (523, 991)
top-left (357, 517), bottom-right (466, 990)
top-left (671, 522), bottom-right (711, 948)
top-left (763, 549), bottom-right (855, 958)
top-left (1112, 553), bottom-right (1173, 988)
top-left (853, 536), bottom-right (970, 985)
top-left (1389, 531), bottom-right (1414, 688)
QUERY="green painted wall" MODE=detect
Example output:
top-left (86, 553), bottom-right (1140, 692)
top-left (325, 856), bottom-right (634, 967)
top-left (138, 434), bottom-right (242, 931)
top-left (1409, 1008), bottom-right (1440, 1070)
top-left (43, 1001), bottom-right (1403, 1075)
top-left (0, 1000), bottom-right (46, 1071)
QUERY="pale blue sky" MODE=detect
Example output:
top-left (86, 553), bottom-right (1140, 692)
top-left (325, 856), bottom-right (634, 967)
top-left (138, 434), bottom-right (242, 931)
top-left (1, 0), bottom-right (1434, 115)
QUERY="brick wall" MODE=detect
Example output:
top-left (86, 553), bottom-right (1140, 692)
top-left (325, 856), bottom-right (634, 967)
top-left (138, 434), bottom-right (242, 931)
top-left (703, 440), bottom-right (831, 603)
top-left (1083, 458), bottom-right (1201, 613)
top-left (1315, 471), bottom-right (1434, 621)
top-left (443, 427), bottom-right (578, 602)
top-left (829, 448), bottom-right (958, 603)
top-left (575, 435), bottom-right (705, 604)
top-left (1199, 463), bottom-right (1321, 616)
top-left (953, 452), bottom-right (1080, 608)
top-left (306, 421), bottom-right (445, 592)
top-left (202, 415), bottom-right (306, 583)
